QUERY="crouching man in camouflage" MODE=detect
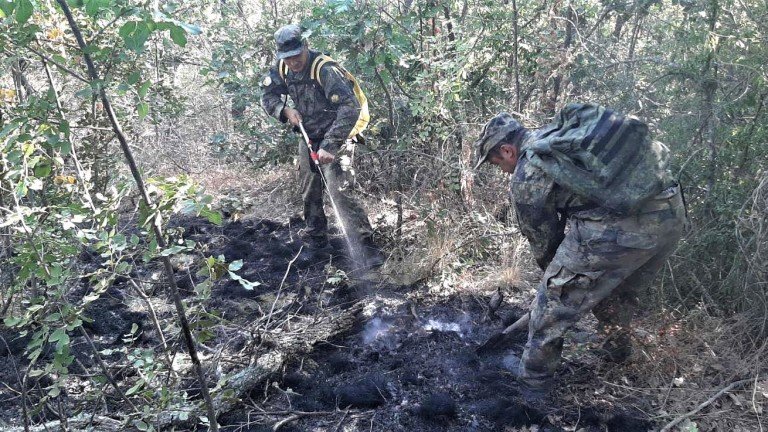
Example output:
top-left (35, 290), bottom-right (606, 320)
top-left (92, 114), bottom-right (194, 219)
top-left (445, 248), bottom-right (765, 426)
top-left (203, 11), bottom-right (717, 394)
top-left (475, 104), bottom-right (687, 394)
top-left (261, 24), bottom-right (383, 267)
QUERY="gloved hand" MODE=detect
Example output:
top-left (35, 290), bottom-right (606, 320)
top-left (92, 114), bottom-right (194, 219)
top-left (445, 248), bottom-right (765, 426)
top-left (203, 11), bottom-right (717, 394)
top-left (317, 148), bottom-right (335, 164)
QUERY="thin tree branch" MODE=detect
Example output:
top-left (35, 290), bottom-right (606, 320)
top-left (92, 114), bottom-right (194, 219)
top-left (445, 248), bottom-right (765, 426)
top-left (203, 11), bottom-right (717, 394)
top-left (78, 327), bottom-right (140, 413)
top-left (659, 379), bottom-right (753, 432)
top-left (15, 45), bottom-right (90, 84)
top-left (54, 1), bottom-right (219, 430)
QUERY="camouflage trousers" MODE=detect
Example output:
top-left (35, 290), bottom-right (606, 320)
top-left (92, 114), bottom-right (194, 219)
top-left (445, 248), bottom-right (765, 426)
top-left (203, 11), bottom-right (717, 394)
top-left (520, 185), bottom-right (687, 383)
top-left (298, 138), bottom-right (373, 247)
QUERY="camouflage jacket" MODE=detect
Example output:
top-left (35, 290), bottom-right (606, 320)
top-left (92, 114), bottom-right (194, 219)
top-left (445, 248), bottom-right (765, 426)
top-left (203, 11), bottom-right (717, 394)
top-left (511, 137), bottom-right (595, 270)
top-left (260, 50), bottom-right (361, 152)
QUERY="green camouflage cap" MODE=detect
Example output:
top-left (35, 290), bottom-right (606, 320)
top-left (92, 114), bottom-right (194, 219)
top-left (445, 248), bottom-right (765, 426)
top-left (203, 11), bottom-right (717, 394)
top-left (474, 112), bottom-right (524, 169)
top-left (274, 24), bottom-right (307, 59)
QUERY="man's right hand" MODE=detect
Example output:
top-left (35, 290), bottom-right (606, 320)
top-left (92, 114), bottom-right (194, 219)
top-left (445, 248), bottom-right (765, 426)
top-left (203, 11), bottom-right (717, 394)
top-left (283, 108), bottom-right (302, 126)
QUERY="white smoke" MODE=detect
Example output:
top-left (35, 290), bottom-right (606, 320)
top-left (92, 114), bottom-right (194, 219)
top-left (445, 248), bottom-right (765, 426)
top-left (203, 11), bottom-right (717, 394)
top-left (423, 319), bottom-right (462, 335)
top-left (363, 317), bottom-right (392, 345)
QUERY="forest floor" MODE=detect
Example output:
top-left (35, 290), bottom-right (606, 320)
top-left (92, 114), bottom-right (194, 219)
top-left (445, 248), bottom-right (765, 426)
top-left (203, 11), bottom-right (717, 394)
top-left (0, 168), bottom-right (764, 432)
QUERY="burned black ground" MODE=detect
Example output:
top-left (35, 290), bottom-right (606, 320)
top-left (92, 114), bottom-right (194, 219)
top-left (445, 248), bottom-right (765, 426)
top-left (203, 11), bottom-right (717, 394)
top-left (0, 216), bottom-right (657, 431)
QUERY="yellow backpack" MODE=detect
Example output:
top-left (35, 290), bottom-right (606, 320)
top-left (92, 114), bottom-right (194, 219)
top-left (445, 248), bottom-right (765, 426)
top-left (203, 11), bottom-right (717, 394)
top-left (279, 54), bottom-right (370, 138)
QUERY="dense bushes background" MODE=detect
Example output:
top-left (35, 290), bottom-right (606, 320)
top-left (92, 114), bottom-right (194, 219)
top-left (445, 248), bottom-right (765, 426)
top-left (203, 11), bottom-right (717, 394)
top-left (1, 0), bottom-right (767, 428)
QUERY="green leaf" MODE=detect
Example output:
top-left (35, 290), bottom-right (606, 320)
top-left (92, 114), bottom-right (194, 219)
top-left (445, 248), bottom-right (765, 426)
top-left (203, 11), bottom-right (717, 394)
top-left (134, 420), bottom-right (150, 431)
top-left (194, 279), bottom-right (211, 297)
top-left (59, 120), bottom-right (70, 137)
top-left (49, 328), bottom-right (70, 349)
top-left (34, 162), bottom-right (52, 178)
top-left (48, 385), bottom-right (61, 398)
top-left (46, 134), bottom-right (60, 146)
top-left (153, 21), bottom-right (172, 31)
top-left (27, 347), bottom-right (42, 361)
top-left (120, 21), bottom-right (151, 52)
top-left (159, 244), bottom-right (186, 256)
top-left (138, 80), bottom-right (151, 98)
top-left (137, 102), bottom-right (149, 120)
top-left (125, 379), bottom-right (144, 396)
top-left (75, 85), bottom-right (93, 99)
top-left (169, 25), bottom-right (187, 47)
top-left (0, 1), bottom-right (14, 18)
top-left (59, 140), bottom-right (72, 155)
top-left (127, 71), bottom-right (141, 85)
top-left (15, 0), bottom-right (33, 24)
top-left (3, 316), bottom-right (22, 327)
top-left (200, 208), bottom-right (222, 225)
top-left (228, 272), bottom-right (261, 290)
top-left (66, 318), bottom-right (82, 331)
top-left (118, 21), bottom-right (137, 39)
top-left (84, 0), bottom-right (108, 17)
top-left (116, 82), bottom-right (130, 95)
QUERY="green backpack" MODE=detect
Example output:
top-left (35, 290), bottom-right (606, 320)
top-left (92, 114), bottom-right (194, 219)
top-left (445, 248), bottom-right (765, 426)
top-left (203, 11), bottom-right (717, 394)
top-left (525, 103), bottom-right (674, 215)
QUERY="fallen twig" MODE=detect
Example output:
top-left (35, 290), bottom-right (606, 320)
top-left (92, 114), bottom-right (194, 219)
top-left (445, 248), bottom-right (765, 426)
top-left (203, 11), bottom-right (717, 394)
top-left (79, 327), bottom-right (139, 413)
top-left (269, 410), bottom-right (344, 431)
top-left (334, 408), bottom-right (350, 432)
top-left (272, 414), bottom-right (301, 431)
top-left (128, 279), bottom-right (178, 382)
top-left (266, 246), bottom-right (303, 329)
top-left (659, 378), bottom-right (753, 432)
top-left (3, 413), bottom-right (124, 432)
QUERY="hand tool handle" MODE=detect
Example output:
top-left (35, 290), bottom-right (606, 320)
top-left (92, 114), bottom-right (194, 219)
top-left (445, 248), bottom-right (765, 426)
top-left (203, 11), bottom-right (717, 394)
top-left (298, 122), bottom-right (320, 165)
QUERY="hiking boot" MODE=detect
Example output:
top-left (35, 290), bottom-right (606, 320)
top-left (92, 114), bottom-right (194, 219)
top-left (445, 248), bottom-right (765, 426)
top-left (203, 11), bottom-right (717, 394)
top-left (501, 353), bottom-right (551, 403)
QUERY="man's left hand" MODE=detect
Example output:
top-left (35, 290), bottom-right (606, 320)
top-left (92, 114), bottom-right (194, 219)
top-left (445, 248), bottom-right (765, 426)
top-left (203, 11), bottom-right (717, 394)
top-left (317, 149), bottom-right (335, 164)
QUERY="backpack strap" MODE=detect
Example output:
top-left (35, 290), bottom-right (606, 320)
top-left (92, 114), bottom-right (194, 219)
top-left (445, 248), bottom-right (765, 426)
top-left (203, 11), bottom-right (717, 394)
top-left (310, 54), bottom-right (335, 86)
top-left (310, 54), bottom-right (370, 137)
top-left (277, 59), bottom-right (289, 81)
top-left (286, 53), bottom-right (370, 138)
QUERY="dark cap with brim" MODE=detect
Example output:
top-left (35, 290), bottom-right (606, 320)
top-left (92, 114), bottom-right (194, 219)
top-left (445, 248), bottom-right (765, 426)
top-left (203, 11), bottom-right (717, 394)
top-left (275, 24), bottom-right (306, 59)
top-left (473, 112), bottom-right (524, 169)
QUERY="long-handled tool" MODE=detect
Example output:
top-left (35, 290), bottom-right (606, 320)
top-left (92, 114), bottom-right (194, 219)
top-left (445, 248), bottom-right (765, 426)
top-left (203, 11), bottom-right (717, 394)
top-left (298, 121), bottom-right (351, 243)
top-left (476, 312), bottom-right (530, 354)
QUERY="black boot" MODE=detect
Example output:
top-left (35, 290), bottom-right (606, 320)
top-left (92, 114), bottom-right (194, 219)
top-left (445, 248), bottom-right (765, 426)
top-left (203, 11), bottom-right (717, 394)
top-left (501, 352), bottom-right (551, 403)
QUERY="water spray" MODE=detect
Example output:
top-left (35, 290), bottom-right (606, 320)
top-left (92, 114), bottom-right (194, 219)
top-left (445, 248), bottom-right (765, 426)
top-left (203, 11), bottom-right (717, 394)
top-left (298, 122), bottom-right (361, 263)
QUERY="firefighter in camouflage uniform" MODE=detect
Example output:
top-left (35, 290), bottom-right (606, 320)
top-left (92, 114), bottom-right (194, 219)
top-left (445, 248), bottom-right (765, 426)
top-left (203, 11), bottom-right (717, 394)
top-left (475, 105), bottom-right (687, 394)
top-left (261, 24), bottom-right (382, 267)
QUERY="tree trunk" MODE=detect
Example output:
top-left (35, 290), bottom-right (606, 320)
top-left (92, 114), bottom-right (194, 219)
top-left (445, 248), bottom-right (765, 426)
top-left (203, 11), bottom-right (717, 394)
top-left (513, 0), bottom-right (521, 112)
top-left (157, 303), bottom-right (363, 428)
top-left (701, 0), bottom-right (720, 207)
top-left (547, 4), bottom-right (575, 115)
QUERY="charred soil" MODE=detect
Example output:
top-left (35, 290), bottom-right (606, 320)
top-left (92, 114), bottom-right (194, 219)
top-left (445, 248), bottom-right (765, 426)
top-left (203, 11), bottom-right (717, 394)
top-left (0, 215), bottom-right (658, 431)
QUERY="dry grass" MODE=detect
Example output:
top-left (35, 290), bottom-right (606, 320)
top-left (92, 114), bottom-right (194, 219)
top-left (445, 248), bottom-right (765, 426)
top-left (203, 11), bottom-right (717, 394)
top-left (371, 201), bottom-right (528, 293)
top-left (590, 309), bottom-right (768, 431)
